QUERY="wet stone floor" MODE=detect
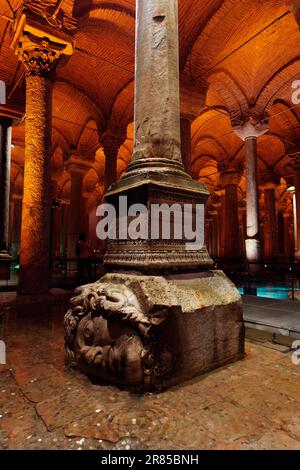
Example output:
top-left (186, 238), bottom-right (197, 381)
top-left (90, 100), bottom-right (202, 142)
top-left (1, 302), bottom-right (300, 450)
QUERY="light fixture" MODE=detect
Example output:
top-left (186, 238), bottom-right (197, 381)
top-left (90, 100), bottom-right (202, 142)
top-left (288, 185), bottom-right (295, 192)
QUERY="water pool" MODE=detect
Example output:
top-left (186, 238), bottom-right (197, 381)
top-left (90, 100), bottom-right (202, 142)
top-left (238, 285), bottom-right (300, 300)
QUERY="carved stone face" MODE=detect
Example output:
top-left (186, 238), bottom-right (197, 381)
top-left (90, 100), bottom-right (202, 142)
top-left (64, 280), bottom-right (172, 389)
top-left (74, 312), bottom-right (145, 385)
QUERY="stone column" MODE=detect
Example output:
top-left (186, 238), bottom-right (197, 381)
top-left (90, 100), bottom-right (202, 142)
top-left (283, 213), bottom-right (294, 258)
top-left (17, 50), bottom-right (59, 294)
top-left (129, 0), bottom-right (184, 174)
top-left (293, 162), bottom-right (300, 260)
top-left (11, 10), bottom-right (74, 294)
top-left (262, 181), bottom-right (279, 259)
top-left (66, 158), bottom-right (87, 258)
top-left (50, 179), bottom-right (61, 258)
top-left (208, 210), bottom-right (219, 258)
top-left (180, 116), bottom-right (192, 175)
top-left (10, 195), bottom-right (22, 257)
top-left (220, 170), bottom-right (241, 258)
top-left (234, 119), bottom-right (268, 263)
top-left (0, 117), bottom-right (12, 258)
top-left (101, 134), bottom-right (125, 193)
top-left (64, 0), bottom-right (244, 391)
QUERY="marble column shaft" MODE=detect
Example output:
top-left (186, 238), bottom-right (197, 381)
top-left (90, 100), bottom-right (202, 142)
top-left (263, 183), bottom-right (278, 259)
top-left (132, 0), bottom-right (183, 169)
top-left (294, 166), bottom-right (300, 259)
top-left (18, 53), bottom-right (56, 295)
top-left (244, 136), bottom-right (261, 261)
top-left (0, 117), bottom-right (12, 256)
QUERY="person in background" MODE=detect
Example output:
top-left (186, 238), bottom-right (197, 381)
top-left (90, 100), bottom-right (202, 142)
top-left (76, 233), bottom-right (92, 281)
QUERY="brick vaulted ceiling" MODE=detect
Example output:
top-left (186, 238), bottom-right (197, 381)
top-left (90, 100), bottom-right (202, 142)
top-left (1, 0), bottom-right (300, 204)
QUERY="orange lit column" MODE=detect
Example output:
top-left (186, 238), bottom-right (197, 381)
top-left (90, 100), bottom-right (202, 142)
top-left (180, 116), bottom-right (192, 175)
top-left (208, 210), bottom-right (219, 258)
top-left (291, 161), bottom-right (300, 260)
top-left (283, 213), bottom-right (294, 258)
top-left (234, 120), bottom-right (268, 263)
top-left (262, 181), bottom-right (279, 259)
top-left (66, 158), bottom-right (91, 258)
top-left (101, 134), bottom-right (125, 193)
top-left (17, 50), bottom-right (60, 295)
top-left (0, 117), bottom-right (13, 258)
top-left (220, 170), bottom-right (241, 258)
top-left (11, 195), bottom-right (22, 257)
top-left (50, 179), bottom-right (61, 258)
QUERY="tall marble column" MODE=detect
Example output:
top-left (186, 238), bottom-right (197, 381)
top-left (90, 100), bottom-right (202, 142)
top-left (0, 116), bottom-right (12, 258)
top-left (234, 119), bottom-right (268, 263)
top-left (283, 213), bottom-right (294, 258)
top-left (17, 51), bottom-right (58, 294)
top-left (220, 170), bottom-right (241, 258)
top-left (180, 116), bottom-right (192, 175)
top-left (10, 195), bottom-right (22, 257)
top-left (101, 134), bottom-right (125, 193)
top-left (292, 160), bottom-right (300, 260)
top-left (66, 158), bottom-right (91, 258)
top-left (262, 181), bottom-right (279, 259)
top-left (11, 11), bottom-right (74, 294)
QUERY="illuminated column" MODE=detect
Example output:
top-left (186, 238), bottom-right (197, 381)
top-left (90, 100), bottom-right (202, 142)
top-left (283, 213), bottom-right (294, 257)
top-left (217, 193), bottom-right (226, 257)
top-left (292, 160), bottom-right (300, 260)
top-left (16, 52), bottom-right (58, 294)
top-left (66, 158), bottom-right (91, 258)
top-left (10, 195), bottom-right (22, 256)
top-left (180, 116), bottom-right (192, 175)
top-left (262, 181), bottom-right (279, 259)
top-left (11, 14), bottom-right (73, 294)
top-left (101, 134), bottom-right (125, 193)
top-left (0, 116), bottom-right (12, 258)
top-left (208, 210), bottom-right (219, 258)
top-left (50, 179), bottom-right (61, 258)
top-left (220, 170), bottom-right (241, 258)
top-left (234, 120), bottom-right (268, 262)
top-left (239, 205), bottom-right (246, 257)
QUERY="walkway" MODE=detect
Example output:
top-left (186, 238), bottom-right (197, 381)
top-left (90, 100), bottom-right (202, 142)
top-left (243, 295), bottom-right (300, 339)
top-left (1, 302), bottom-right (300, 450)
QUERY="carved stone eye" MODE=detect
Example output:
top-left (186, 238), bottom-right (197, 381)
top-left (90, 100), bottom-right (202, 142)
top-left (83, 322), bottom-right (94, 345)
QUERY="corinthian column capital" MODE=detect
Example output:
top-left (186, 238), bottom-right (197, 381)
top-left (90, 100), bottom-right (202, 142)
top-left (233, 114), bottom-right (269, 141)
top-left (101, 133), bottom-right (126, 159)
top-left (11, 8), bottom-right (74, 77)
top-left (19, 46), bottom-right (60, 78)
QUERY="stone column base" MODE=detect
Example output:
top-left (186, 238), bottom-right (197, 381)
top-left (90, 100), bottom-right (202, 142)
top-left (64, 271), bottom-right (244, 391)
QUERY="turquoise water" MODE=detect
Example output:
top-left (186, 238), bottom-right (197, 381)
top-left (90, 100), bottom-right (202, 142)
top-left (238, 286), bottom-right (300, 300)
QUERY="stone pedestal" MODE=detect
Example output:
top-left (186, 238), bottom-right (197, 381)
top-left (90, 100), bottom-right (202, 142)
top-left (65, 0), bottom-right (244, 390)
top-left (65, 271), bottom-right (244, 390)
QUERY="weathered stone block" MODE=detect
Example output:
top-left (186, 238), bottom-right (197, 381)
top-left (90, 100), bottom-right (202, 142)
top-left (64, 271), bottom-right (244, 391)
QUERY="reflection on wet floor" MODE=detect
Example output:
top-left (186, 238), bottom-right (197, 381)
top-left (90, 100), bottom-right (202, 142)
top-left (1, 302), bottom-right (300, 450)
